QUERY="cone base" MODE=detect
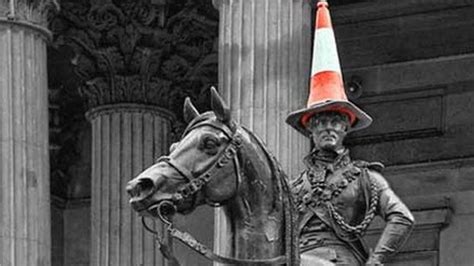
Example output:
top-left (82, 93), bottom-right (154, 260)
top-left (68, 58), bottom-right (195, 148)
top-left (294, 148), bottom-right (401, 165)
top-left (286, 100), bottom-right (372, 137)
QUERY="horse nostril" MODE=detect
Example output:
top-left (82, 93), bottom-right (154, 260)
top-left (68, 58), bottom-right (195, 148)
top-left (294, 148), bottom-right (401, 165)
top-left (126, 183), bottom-right (139, 198)
top-left (138, 178), bottom-right (155, 193)
top-left (127, 178), bottom-right (155, 198)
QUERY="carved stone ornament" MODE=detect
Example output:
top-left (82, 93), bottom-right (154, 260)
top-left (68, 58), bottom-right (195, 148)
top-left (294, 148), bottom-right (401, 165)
top-left (51, 0), bottom-right (218, 111)
top-left (0, 0), bottom-right (59, 28)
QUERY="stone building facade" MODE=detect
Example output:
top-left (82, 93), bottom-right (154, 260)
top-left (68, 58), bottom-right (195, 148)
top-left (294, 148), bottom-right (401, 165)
top-left (0, 0), bottom-right (473, 265)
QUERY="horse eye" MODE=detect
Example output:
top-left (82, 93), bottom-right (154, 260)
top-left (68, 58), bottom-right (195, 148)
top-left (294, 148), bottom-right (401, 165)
top-left (200, 135), bottom-right (220, 153)
top-left (205, 137), bottom-right (219, 149)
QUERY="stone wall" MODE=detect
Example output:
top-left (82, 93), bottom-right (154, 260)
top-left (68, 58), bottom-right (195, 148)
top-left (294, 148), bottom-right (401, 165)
top-left (48, 1), bottom-right (474, 265)
top-left (332, 1), bottom-right (474, 265)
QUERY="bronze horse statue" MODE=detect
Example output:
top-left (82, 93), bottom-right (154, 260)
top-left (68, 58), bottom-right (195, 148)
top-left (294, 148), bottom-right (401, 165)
top-left (126, 88), bottom-right (299, 265)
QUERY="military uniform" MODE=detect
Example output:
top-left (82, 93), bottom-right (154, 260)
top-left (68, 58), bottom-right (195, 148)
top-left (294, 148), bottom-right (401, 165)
top-left (291, 149), bottom-right (414, 265)
top-left (285, 2), bottom-right (414, 265)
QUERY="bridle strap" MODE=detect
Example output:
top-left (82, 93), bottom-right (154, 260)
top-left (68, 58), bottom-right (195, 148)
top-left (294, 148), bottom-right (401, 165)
top-left (169, 225), bottom-right (287, 265)
top-left (143, 202), bottom-right (287, 266)
top-left (156, 124), bottom-right (243, 205)
top-left (145, 123), bottom-right (290, 265)
top-left (141, 216), bottom-right (181, 266)
top-left (181, 122), bottom-right (234, 140)
top-left (157, 157), bottom-right (194, 182)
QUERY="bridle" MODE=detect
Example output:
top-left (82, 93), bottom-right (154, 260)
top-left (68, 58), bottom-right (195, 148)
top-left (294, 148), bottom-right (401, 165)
top-left (156, 120), bottom-right (243, 209)
top-left (141, 119), bottom-right (289, 265)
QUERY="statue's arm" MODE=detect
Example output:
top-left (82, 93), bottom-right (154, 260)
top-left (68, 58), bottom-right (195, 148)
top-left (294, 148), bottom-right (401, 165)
top-left (366, 171), bottom-right (415, 265)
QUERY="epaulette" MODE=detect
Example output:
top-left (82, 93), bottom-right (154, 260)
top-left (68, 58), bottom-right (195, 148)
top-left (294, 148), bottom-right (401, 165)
top-left (353, 160), bottom-right (385, 172)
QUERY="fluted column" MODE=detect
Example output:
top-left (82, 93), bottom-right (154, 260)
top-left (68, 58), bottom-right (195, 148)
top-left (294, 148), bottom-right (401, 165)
top-left (87, 104), bottom-right (173, 266)
top-left (213, 0), bottom-right (313, 259)
top-left (0, 4), bottom-right (54, 265)
top-left (215, 0), bottom-right (312, 175)
top-left (52, 1), bottom-right (219, 264)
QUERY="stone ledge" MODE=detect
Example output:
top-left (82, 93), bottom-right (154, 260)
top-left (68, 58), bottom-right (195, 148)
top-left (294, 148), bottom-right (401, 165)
top-left (332, 0), bottom-right (473, 25)
top-left (368, 208), bottom-right (451, 231)
top-left (385, 156), bottom-right (474, 174)
top-left (369, 194), bottom-right (452, 231)
top-left (365, 194), bottom-right (452, 255)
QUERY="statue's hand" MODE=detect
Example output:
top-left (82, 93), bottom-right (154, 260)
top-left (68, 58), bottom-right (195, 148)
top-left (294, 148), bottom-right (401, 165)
top-left (365, 260), bottom-right (383, 266)
top-left (365, 250), bottom-right (384, 266)
top-left (365, 256), bottom-right (383, 265)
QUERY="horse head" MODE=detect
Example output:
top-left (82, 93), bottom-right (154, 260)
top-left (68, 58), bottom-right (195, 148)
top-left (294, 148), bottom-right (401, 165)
top-left (126, 88), bottom-right (298, 265)
top-left (126, 87), bottom-right (241, 216)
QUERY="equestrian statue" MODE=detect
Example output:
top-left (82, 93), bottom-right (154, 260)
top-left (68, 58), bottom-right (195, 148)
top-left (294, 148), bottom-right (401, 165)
top-left (126, 0), bottom-right (414, 265)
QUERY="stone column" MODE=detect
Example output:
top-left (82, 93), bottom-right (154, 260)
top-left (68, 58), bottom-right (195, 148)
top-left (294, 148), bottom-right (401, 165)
top-left (212, 0), bottom-right (313, 259)
top-left (0, 2), bottom-right (55, 265)
top-left (87, 104), bottom-right (173, 266)
top-left (214, 0), bottom-right (312, 175)
top-left (52, 1), bottom-right (217, 264)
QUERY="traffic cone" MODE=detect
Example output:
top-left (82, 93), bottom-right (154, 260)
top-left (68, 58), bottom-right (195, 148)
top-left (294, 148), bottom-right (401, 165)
top-left (286, 0), bottom-right (372, 137)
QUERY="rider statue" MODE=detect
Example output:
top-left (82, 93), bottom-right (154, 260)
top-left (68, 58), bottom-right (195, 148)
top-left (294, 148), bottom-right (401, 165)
top-left (286, 1), bottom-right (414, 265)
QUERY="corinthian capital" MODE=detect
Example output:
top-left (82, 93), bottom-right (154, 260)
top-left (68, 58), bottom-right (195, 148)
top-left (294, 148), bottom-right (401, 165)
top-left (52, 0), bottom-right (218, 111)
top-left (0, 0), bottom-right (59, 28)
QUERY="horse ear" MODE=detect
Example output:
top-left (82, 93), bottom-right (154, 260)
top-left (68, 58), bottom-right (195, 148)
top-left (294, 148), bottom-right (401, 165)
top-left (210, 86), bottom-right (231, 122)
top-left (183, 97), bottom-right (200, 123)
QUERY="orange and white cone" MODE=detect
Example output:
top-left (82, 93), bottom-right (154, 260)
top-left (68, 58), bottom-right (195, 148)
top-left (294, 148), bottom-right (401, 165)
top-left (286, 0), bottom-right (372, 137)
top-left (308, 0), bottom-right (345, 110)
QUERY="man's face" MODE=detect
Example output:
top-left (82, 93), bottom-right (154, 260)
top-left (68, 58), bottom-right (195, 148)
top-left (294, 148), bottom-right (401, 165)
top-left (308, 112), bottom-right (350, 152)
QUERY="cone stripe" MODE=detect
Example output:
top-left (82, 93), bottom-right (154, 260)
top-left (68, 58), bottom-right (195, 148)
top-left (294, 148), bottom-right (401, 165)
top-left (311, 28), bottom-right (341, 75)
top-left (285, 0), bottom-right (373, 136)
top-left (308, 71), bottom-right (347, 106)
top-left (315, 3), bottom-right (332, 29)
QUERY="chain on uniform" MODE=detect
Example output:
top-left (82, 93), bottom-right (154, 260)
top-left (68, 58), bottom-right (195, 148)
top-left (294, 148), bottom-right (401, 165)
top-left (293, 163), bottom-right (381, 236)
top-left (328, 176), bottom-right (379, 235)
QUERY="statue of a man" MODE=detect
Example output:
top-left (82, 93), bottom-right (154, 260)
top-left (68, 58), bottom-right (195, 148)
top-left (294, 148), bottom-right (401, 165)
top-left (286, 1), bottom-right (414, 265)
top-left (288, 111), bottom-right (414, 265)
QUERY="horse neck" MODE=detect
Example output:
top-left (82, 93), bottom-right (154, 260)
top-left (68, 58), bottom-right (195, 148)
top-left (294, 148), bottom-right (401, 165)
top-left (222, 129), bottom-right (285, 259)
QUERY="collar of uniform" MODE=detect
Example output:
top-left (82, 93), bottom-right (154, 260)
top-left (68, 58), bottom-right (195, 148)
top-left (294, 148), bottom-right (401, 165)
top-left (304, 148), bottom-right (351, 170)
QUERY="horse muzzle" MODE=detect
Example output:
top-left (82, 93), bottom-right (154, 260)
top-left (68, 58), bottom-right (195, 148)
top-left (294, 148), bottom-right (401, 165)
top-left (126, 176), bottom-right (175, 215)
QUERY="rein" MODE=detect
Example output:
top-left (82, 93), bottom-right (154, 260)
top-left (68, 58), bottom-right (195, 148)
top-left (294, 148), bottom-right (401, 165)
top-left (144, 122), bottom-right (290, 265)
top-left (142, 201), bottom-right (287, 265)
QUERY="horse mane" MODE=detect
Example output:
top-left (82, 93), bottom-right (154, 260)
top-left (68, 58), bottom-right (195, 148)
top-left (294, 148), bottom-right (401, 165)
top-left (182, 113), bottom-right (299, 265)
top-left (241, 126), bottom-right (299, 266)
